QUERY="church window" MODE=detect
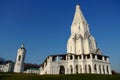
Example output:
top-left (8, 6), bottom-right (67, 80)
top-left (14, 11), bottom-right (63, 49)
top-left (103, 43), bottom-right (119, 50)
top-left (104, 57), bottom-right (107, 61)
top-left (78, 26), bottom-right (81, 30)
top-left (88, 65), bottom-right (91, 74)
top-left (75, 55), bottom-right (78, 60)
top-left (70, 65), bottom-right (73, 74)
top-left (93, 55), bottom-right (95, 59)
top-left (98, 55), bottom-right (102, 60)
top-left (94, 64), bottom-right (97, 74)
top-left (83, 55), bottom-right (85, 59)
top-left (76, 65), bottom-right (78, 74)
top-left (52, 56), bottom-right (56, 61)
top-left (85, 65), bottom-right (87, 73)
top-left (79, 65), bottom-right (82, 73)
top-left (106, 66), bottom-right (109, 74)
top-left (18, 55), bottom-right (21, 61)
top-left (99, 65), bottom-right (101, 74)
top-left (70, 55), bottom-right (73, 60)
top-left (79, 55), bottom-right (81, 59)
top-left (103, 65), bottom-right (105, 74)
top-left (87, 54), bottom-right (90, 59)
top-left (59, 66), bottom-right (65, 74)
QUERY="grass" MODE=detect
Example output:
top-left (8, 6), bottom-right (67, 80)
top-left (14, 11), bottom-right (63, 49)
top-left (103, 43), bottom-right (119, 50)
top-left (0, 73), bottom-right (120, 80)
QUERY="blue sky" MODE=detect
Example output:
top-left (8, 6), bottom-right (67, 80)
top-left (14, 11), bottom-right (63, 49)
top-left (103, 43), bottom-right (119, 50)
top-left (0, 0), bottom-right (120, 72)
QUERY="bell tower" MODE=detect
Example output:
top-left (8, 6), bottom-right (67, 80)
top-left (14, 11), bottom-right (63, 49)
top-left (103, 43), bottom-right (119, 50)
top-left (14, 44), bottom-right (26, 73)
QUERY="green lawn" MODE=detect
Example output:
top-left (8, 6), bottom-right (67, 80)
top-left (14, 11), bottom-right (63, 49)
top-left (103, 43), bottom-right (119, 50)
top-left (0, 73), bottom-right (120, 80)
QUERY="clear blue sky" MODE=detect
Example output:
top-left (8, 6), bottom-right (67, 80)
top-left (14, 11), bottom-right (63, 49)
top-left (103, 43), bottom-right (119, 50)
top-left (0, 0), bottom-right (120, 72)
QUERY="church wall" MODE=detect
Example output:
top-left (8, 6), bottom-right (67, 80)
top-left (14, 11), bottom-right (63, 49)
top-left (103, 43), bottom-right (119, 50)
top-left (91, 59), bottom-right (111, 75)
top-left (40, 54), bottom-right (111, 75)
top-left (49, 61), bottom-right (68, 74)
top-left (40, 62), bottom-right (51, 74)
top-left (0, 62), bottom-right (14, 72)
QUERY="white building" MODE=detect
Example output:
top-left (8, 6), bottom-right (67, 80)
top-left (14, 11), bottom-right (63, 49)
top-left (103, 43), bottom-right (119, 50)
top-left (39, 4), bottom-right (111, 75)
top-left (14, 44), bottom-right (26, 73)
top-left (25, 68), bottom-right (40, 74)
top-left (0, 61), bottom-right (14, 72)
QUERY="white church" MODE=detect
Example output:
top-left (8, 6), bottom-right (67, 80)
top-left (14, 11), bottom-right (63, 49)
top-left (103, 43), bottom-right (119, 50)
top-left (39, 5), bottom-right (111, 75)
top-left (13, 4), bottom-right (112, 75)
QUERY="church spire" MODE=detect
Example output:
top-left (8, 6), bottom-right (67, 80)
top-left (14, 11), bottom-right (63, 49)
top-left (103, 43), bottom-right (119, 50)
top-left (71, 4), bottom-right (89, 36)
top-left (72, 5), bottom-right (86, 25)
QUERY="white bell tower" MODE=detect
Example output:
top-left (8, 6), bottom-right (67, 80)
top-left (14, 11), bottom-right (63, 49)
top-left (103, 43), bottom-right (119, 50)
top-left (14, 44), bottom-right (26, 73)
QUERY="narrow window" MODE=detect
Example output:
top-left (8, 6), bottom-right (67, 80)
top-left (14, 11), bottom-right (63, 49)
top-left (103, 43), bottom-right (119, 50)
top-left (78, 26), bottom-right (81, 30)
top-left (106, 66), bottom-right (109, 74)
top-left (94, 64), bottom-right (97, 74)
top-left (18, 55), bottom-right (21, 61)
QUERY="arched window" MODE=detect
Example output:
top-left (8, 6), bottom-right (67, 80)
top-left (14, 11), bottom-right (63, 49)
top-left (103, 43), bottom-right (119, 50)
top-left (79, 65), bottom-right (82, 73)
top-left (88, 65), bottom-right (91, 74)
top-left (18, 55), bottom-right (21, 61)
top-left (106, 66), bottom-right (109, 74)
top-left (76, 65), bottom-right (78, 74)
top-left (85, 65), bottom-right (87, 73)
top-left (99, 65), bottom-right (101, 74)
top-left (70, 55), bottom-right (73, 60)
top-left (78, 26), bottom-right (81, 30)
top-left (70, 65), bottom-right (73, 74)
top-left (59, 66), bottom-right (65, 74)
top-left (94, 64), bottom-right (97, 74)
top-left (103, 65), bottom-right (105, 74)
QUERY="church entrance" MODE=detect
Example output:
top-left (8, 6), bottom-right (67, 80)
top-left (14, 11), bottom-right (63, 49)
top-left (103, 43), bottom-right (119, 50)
top-left (59, 66), bottom-right (65, 74)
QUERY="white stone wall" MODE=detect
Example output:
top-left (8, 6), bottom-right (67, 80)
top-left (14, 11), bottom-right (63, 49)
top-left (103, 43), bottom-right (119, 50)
top-left (40, 54), bottom-right (111, 75)
top-left (0, 63), bottom-right (13, 72)
top-left (26, 69), bottom-right (40, 74)
top-left (0, 65), bottom-right (4, 72)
